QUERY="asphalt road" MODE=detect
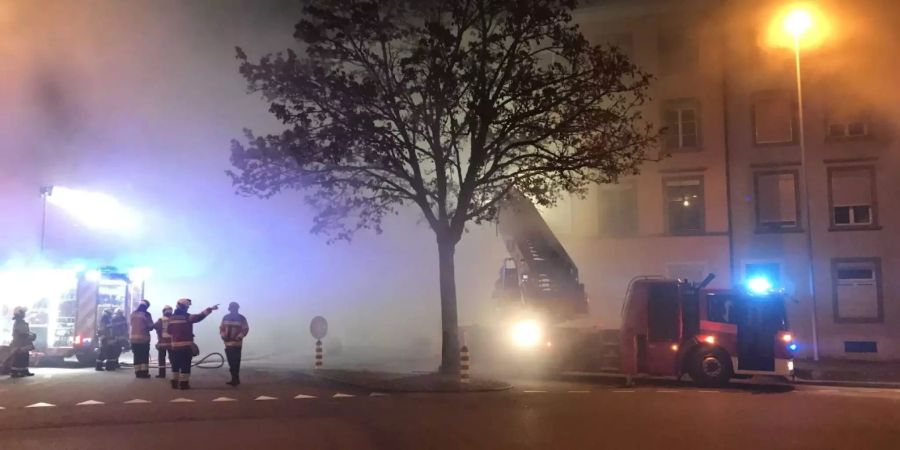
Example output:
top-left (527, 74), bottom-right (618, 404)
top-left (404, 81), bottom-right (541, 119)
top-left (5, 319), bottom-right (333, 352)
top-left (2, 364), bottom-right (900, 449)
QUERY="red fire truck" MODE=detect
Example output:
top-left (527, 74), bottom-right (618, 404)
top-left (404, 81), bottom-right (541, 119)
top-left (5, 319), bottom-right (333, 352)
top-left (0, 266), bottom-right (144, 365)
top-left (473, 192), bottom-right (795, 386)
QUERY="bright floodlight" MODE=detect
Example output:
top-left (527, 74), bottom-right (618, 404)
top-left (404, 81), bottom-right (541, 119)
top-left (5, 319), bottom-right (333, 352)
top-left (46, 186), bottom-right (140, 233)
top-left (511, 320), bottom-right (543, 348)
top-left (84, 270), bottom-right (102, 282)
top-left (747, 277), bottom-right (773, 295)
top-left (128, 267), bottom-right (152, 283)
top-left (784, 8), bottom-right (813, 37)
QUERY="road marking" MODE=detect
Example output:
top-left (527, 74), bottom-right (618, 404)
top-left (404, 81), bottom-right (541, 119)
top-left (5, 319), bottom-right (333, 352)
top-left (370, 392), bottom-right (388, 397)
top-left (25, 402), bottom-right (55, 408)
top-left (0, 406), bottom-right (6, 410)
top-left (76, 400), bottom-right (105, 406)
top-left (333, 393), bottom-right (355, 398)
top-left (170, 398), bottom-right (195, 403)
top-left (523, 390), bottom-right (547, 393)
top-left (294, 394), bottom-right (317, 399)
top-left (656, 390), bottom-right (680, 393)
top-left (212, 397), bottom-right (237, 402)
top-left (613, 390), bottom-right (635, 393)
top-left (124, 399), bottom-right (151, 404)
top-left (567, 390), bottom-right (590, 394)
top-left (255, 395), bottom-right (278, 401)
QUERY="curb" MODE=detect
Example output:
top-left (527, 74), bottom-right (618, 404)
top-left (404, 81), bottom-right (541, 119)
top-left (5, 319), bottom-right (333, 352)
top-left (306, 370), bottom-right (512, 393)
top-left (792, 378), bottom-right (900, 389)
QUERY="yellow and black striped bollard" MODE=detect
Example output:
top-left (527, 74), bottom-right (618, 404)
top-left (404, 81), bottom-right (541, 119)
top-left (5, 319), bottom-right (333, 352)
top-left (460, 345), bottom-right (470, 384)
top-left (315, 339), bottom-right (323, 369)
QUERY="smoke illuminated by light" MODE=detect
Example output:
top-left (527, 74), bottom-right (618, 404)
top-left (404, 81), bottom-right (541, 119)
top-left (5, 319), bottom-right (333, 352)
top-left (46, 186), bottom-right (141, 234)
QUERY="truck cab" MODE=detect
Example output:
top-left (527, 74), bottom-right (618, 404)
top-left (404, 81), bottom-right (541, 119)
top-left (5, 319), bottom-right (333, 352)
top-left (621, 277), bottom-right (794, 386)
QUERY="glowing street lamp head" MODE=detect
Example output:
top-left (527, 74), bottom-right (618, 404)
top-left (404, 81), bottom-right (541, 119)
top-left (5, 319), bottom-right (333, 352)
top-left (784, 8), bottom-right (813, 37)
top-left (766, 3), bottom-right (832, 50)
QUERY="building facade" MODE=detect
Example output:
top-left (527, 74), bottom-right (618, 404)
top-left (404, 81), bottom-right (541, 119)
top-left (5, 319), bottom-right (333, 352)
top-left (539, 0), bottom-right (900, 360)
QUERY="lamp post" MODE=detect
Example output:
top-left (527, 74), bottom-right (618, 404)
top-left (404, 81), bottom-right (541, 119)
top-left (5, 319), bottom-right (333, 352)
top-left (784, 8), bottom-right (819, 361)
top-left (39, 185), bottom-right (54, 255)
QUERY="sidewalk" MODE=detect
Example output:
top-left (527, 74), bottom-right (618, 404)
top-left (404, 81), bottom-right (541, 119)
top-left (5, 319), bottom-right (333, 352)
top-left (793, 358), bottom-right (900, 387)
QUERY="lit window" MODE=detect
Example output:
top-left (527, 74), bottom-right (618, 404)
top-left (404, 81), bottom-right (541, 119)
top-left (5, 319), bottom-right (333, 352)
top-left (829, 167), bottom-right (876, 228)
top-left (664, 177), bottom-right (704, 235)
top-left (663, 99), bottom-right (700, 151)
top-left (755, 172), bottom-right (799, 231)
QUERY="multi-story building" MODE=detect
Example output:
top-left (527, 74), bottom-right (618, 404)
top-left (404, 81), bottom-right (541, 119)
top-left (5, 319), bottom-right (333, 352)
top-left (538, 0), bottom-right (899, 360)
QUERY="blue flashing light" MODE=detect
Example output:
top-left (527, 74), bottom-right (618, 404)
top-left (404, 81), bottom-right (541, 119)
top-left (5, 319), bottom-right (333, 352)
top-left (788, 343), bottom-right (798, 352)
top-left (747, 276), bottom-right (773, 295)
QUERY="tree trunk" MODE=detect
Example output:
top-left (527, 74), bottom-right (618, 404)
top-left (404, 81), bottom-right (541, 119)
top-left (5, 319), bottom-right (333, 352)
top-left (437, 237), bottom-right (460, 376)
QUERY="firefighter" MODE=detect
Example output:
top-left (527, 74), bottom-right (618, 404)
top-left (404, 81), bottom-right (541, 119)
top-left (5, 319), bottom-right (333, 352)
top-left (153, 305), bottom-right (173, 379)
top-left (9, 306), bottom-right (36, 378)
top-left (130, 299), bottom-right (154, 378)
top-left (220, 302), bottom-right (249, 387)
top-left (108, 308), bottom-right (129, 370)
top-left (168, 298), bottom-right (218, 390)
top-left (96, 308), bottom-right (115, 371)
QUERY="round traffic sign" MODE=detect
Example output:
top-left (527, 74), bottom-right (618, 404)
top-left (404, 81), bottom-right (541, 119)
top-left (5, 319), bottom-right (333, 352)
top-left (310, 316), bottom-right (328, 340)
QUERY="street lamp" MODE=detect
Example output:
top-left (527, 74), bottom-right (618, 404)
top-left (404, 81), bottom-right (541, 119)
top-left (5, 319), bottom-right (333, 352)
top-left (40, 185), bottom-right (54, 254)
top-left (779, 4), bottom-right (826, 361)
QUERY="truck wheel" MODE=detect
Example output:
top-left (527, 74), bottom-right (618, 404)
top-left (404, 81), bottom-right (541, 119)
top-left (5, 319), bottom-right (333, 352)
top-left (75, 352), bottom-right (97, 366)
top-left (688, 348), bottom-right (732, 387)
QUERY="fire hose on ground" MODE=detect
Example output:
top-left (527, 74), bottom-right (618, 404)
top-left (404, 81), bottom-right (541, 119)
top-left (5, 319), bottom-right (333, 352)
top-left (119, 352), bottom-right (226, 369)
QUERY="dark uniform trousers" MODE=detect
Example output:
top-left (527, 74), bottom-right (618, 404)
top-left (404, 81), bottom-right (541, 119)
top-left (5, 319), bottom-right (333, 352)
top-left (225, 347), bottom-right (242, 379)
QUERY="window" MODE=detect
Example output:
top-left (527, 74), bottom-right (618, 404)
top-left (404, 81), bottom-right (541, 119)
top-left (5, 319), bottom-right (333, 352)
top-left (662, 99), bottom-right (700, 151)
top-left (826, 103), bottom-right (872, 140)
top-left (753, 91), bottom-right (795, 145)
top-left (658, 28), bottom-right (699, 74)
top-left (844, 341), bottom-right (878, 353)
top-left (664, 177), bottom-right (704, 235)
top-left (828, 166), bottom-right (877, 228)
top-left (598, 182), bottom-right (637, 236)
top-left (755, 171), bottom-right (800, 231)
top-left (832, 258), bottom-right (883, 323)
top-left (602, 32), bottom-right (633, 60)
top-left (666, 262), bottom-right (706, 284)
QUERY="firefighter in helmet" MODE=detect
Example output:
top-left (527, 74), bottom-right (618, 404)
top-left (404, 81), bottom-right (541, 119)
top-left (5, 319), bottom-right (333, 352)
top-left (96, 308), bottom-right (115, 371)
top-left (153, 305), bottom-right (173, 378)
top-left (129, 299), bottom-right (154, 378)
top-left (168, 298), bottom-right (217, 390)
top-left (9, 306), bottom-right (36, 378)
top-left (220, 301), bottom-right (249, 387)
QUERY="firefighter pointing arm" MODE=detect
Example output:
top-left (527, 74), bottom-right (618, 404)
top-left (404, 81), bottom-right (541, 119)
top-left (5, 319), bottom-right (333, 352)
top-left (168, 299), bottom-right (218, 390)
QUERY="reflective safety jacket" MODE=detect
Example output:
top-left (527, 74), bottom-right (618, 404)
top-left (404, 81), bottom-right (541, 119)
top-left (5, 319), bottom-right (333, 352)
top-left (153, 316), bottom-right (172, 349)
top-left (168, 308), bottom-right (213, 349)
top-left (219, 313), bottom-right (249, 348)
top-left (110, 314), bottom-right (129, 343)
top-left (130, 310), bottom-right (154, 344)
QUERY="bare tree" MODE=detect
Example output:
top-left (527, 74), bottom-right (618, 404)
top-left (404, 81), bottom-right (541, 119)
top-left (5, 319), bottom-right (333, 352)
top-left (229, 0), bottom-right (655, 375)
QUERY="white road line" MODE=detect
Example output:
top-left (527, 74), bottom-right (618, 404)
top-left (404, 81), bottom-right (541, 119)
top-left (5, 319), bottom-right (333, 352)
top-left (76, 400), bottom-right (105, 406)
top-left (523, 390), bottom-right (547, 393)
top-left (0, 406), bottom-right (5, 410)
top-left (25, 402), bottom-right (55, 408)
top-left (212, 397), bottom-right (237, 402)
top-left (294, 394), bottom-right (317, 399)
top-left (333, 393), bottom-right (355, 398)
top-left (170, 398), bottom-right (195, 403)
top-left (567, 390), bottom-right (590, 394)
top-left (613, 390), bottom-right (635, 393)
top-left (124, 399), bottom-right (151, 404)
top-left (255, 396), bottom-right (278, 401)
